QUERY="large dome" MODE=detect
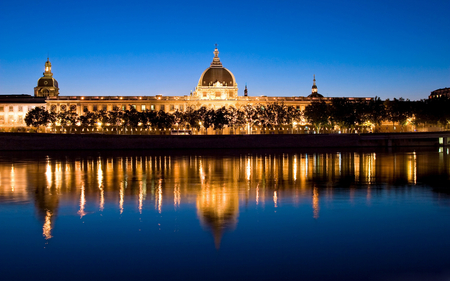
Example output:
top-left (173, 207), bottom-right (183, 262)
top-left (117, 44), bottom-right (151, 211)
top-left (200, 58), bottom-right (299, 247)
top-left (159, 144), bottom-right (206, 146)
top-left (197, 47), bottom-right (236, 87)
top-left (199, 67), bottom-right (235, 87)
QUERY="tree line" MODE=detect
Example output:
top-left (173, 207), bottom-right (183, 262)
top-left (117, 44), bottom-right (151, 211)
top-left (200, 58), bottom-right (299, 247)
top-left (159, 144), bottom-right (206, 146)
top-left (24, 96), bottom-right (450, 133)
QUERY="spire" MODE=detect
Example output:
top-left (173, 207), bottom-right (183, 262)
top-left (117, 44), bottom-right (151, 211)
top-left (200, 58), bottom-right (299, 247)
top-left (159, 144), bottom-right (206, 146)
top-left (312, 74), bottom-right (318, 94)
top-left (244, 84), bottom-right (248, 96)
top-left (210, 44), bottom-right (223, 68)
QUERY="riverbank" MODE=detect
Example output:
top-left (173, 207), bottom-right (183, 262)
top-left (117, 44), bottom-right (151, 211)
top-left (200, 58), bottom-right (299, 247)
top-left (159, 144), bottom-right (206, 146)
top-left (1, 132), bottom-right (449, 151)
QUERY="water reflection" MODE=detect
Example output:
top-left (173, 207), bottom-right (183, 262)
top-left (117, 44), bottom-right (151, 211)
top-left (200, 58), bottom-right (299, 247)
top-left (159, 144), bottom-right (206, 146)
top-left (1, 149), bottom-right (450, 245)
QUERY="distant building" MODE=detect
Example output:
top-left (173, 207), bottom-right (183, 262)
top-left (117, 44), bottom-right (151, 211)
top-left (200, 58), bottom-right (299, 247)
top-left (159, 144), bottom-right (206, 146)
top-left (429, 87), bottom-right (450, 99)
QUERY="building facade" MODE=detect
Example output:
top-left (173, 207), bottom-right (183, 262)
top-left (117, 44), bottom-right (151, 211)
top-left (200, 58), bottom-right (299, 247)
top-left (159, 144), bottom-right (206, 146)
top-left (45, 47), bottom-right (370, 116)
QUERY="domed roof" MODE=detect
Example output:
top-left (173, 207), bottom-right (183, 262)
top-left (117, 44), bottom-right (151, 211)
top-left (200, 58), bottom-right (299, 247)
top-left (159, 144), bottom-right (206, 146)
top-left (308, 92), bottom-right (323, 98)
top-left (198, 48), bottom-right (236, 87)
top-left (200, 67), bottom-right (234, 86)
top-left (37, 77), bottom-right (58, 88)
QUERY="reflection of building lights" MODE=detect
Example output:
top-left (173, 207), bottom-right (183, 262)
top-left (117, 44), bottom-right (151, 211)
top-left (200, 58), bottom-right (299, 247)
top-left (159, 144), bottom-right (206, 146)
top-left (77, 184), bottom-right (86, 218)
top-left (246, 157), bottom-right (251, 181)
top-left (120, 182), bottom-right (124, 214)
top-left (45, 161), bottom-right (52, 188)
top-left (10, 165), bottom-right (14, 192)
top-left (174, 185), bottom-right (180, 210)
top-left (43, 210), bottom-right (53, 240)
top-left (293, 155), bottom-right (297, 182)
top-left (256, 184), bottom-right (259, 205)
top-left (273, 191), bottom-right (278, 208)
top-left (155, 179), bottom-right (162, 214)
top-left (313, 187), bottom-right (319, 219)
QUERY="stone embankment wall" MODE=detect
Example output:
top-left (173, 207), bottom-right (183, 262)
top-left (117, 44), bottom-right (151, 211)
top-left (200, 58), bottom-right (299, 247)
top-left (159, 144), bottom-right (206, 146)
top-left (0, 132), bottom-right (449, 151)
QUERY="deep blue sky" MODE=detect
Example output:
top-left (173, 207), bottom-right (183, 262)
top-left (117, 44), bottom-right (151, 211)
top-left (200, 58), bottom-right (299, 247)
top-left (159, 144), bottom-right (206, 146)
top-left (0, 0), bottom-right (449, 100)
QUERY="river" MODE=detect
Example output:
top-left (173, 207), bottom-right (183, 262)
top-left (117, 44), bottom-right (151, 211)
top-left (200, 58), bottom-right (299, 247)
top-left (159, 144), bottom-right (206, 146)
top-left (1, 148), bottom-right (450, 281)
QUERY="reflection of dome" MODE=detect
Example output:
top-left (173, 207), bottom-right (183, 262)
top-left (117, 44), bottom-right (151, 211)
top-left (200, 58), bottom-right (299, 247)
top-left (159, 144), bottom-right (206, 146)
top-left (196, 184), bottom-right (239, 249)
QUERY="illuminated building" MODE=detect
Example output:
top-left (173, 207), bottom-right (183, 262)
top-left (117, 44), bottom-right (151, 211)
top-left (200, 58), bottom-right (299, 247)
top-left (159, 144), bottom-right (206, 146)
top-left (0, 47), bottom-right (375, 131)
top-left (0, 95), bottom-right (45, 127)
top-left (43, 47), bottom-right (372, 115)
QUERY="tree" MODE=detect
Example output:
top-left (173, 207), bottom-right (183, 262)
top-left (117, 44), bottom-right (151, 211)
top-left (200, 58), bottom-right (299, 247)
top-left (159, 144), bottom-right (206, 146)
top-left (56, 110), bottom-right (79, 133)
top-left (304, 101), bottom-right (330, 133)
top-left (24, 107), bottom-right (55, 128)
top-left (385, 98), bottom-right (413, 130)
top-left (212, 106), bottom-right (229, 131)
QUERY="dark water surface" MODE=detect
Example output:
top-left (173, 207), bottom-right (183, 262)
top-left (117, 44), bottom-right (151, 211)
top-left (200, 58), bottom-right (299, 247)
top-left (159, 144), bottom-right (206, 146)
top-left (1, 148), bottom-right (450, 281)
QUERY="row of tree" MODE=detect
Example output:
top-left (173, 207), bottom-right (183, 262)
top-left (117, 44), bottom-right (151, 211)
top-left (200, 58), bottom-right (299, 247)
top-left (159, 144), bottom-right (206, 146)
top-left (24, 96), bottom-right (450, 133)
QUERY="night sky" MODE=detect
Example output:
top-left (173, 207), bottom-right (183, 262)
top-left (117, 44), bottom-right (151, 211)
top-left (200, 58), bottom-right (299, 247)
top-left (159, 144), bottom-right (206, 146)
top-left (0, 0), bottom-right (449, 100)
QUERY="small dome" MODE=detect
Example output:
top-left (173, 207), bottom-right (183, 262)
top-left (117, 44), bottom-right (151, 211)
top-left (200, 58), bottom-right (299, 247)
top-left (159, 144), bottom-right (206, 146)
top-left (37, 77), bottom-right (58, 88)
top-left (308, 92), bottom-right (323, 98)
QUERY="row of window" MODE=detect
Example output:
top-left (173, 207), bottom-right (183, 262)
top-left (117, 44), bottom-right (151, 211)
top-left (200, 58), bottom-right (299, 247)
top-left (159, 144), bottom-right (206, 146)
top-left (0, 115), bottom-right (24, 124)
top-left (0, 106), bottom-right (29, 112)
top-left (49, 104), bottom-right (185, 112)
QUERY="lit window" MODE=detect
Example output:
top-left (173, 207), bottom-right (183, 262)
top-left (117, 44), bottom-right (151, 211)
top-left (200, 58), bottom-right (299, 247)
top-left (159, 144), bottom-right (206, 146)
top-left (151, 104), bottom-right (155, 111)
top-left (131, 105), bottom-right (136, 109)
top-left (0, 106), bottom-right (3, 112)
top-left (141, 105), bottom-right (146, 111)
